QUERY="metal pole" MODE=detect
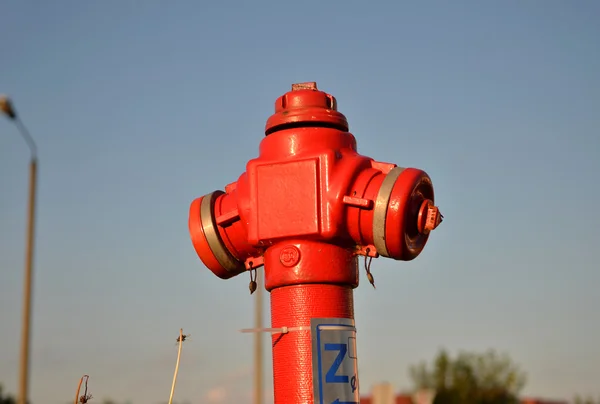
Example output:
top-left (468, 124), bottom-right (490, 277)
top-left (18, 155), bottom-right (36, 404)
top-left (1, 96), bottom-right (38, 404)
top-left (254, 268), bottom-right (264, 404)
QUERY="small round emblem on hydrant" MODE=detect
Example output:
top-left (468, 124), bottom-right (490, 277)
top-left (279, 246), bottom-right (301, 267)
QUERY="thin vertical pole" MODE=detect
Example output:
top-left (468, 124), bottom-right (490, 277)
top-left (254, 268), bottom-right (264, 404)
top-left (18, 157), bottom-right (37, 404)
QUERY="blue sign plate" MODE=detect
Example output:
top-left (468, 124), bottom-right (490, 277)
top-left (311, 318), bottom-right (360, 404)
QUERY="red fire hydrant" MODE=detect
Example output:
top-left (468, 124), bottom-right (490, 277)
top-left (188, 82), bottom-right (442, 404)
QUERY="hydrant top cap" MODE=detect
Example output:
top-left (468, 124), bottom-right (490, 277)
top-left (265, 82), bottom-right (349, 135)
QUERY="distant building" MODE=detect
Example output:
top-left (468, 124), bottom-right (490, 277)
top-left (359, 393), bottom-right (413, 404)
top-left (359, 384), bottom-right (433, 404)
top-left (370, 382), bottom-right (395, 404)
top-left (360, 383), bottom-right (568, 404)
top-left (521, 399), bottom-right (569, 404)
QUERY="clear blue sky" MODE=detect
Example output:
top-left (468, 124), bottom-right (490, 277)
top-left (1, 1), bottom-right (598, 403)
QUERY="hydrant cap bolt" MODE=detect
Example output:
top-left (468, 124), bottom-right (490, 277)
top-left (291, 82), bottom-right (318, 91)
top-left (417, 200), bottom-right (443, 235)
top-left (265, 82), bottom-right (349, 135)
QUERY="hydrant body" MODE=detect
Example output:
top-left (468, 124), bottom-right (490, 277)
top-left (188, 83), bottom-right (442, 404)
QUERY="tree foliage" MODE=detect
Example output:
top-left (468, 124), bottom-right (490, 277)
top-left (0, 385), bottom-right (15, 404)
top-left (409, 349), bottom-right (526, 404)
top-left (574, 396), bottom-right (600, 404)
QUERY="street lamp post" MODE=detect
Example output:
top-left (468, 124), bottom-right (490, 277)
top-left (1, 95), bottom-right (38, 404)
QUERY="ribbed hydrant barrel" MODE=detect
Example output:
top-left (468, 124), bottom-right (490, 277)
top-left (188, 82), bottom-right (442, 404)
top-left (265, 242), bottom-right (358, 403)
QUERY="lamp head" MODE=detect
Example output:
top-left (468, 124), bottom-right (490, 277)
top-left (0, 95), bottom-right (17, 119)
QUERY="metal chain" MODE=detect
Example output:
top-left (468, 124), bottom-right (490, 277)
top-left (248, 261), bottom-right (257, 294)
top-left (364, 248), bottom-right (376, 289)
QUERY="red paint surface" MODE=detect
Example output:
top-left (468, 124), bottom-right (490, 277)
top-left (271, 284), bottom-right (354, 404)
